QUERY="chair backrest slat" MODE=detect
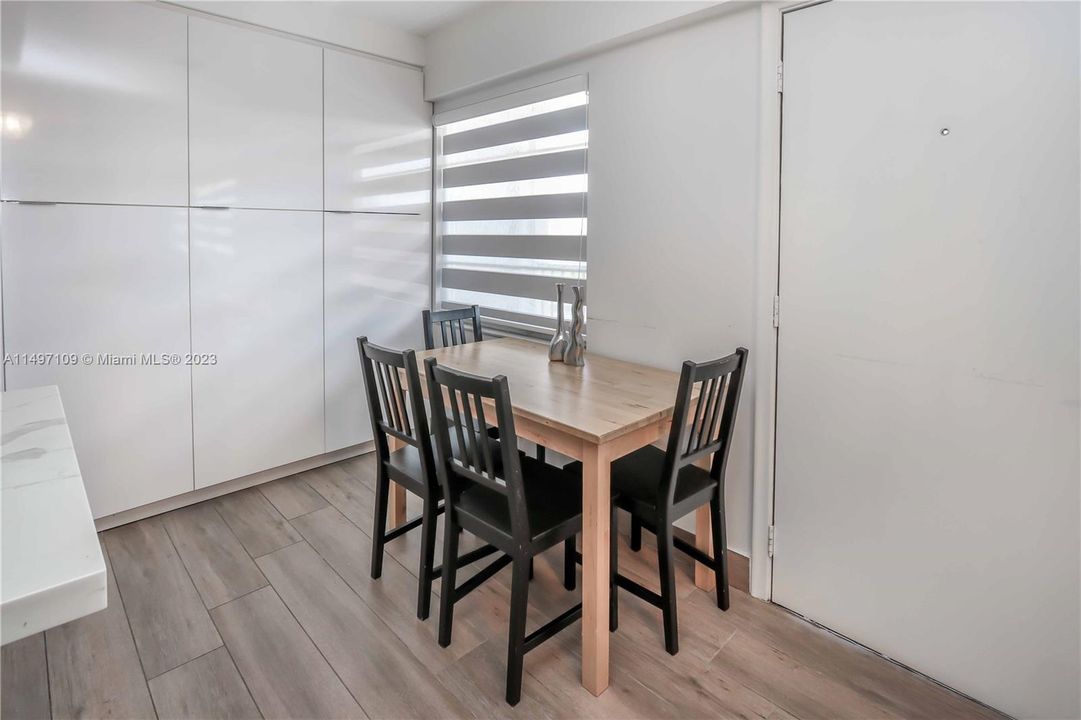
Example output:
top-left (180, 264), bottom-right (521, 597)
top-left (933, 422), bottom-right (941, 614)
top-left (458, 389), bottom-right (480, 468)
top-left (422, 306), bottom-right (484, 350)
top-left (425, 357), bottom-right (530, 542)
top-left (357, 337), bottom-right (437, 492)
top-left (391, 365), bottom-right (412, 436)
top-left (699, 377), bottom-right (720, 450)
top-left (662, 348), bottom-right (749, 508)
top-left (704, 373), bottom-right (729, 448)
top-left (446, 387), bottom-right (470, 466)
top-left (474, 393), bottom-right (496, 476)
top-left (382, 363), bottom-right (401, 433)
top-left (373, 359), bottom-right (393, 432)
top-left (687, 376), bottom-right (713, 455)
top-left (714, 370), bottom-right (741, 454)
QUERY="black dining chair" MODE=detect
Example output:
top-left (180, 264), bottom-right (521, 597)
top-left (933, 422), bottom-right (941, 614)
top-left (425, 357), bottom-right (588, 706)
top-left (422, 305), bottom-right (548, 466)
top-left (572, 348), bottom-right (748, 655)
top-left (357, 337), bottom-right (499, 620)
top-left (422, 305), bottom-right (484, 350)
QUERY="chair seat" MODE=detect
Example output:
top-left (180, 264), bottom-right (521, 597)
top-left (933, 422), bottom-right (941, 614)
top-left (388, 433), bottom-right (505, 496)
top-left (457, 455), bottom-right (582, 545)
top-left (568, 445), bottom-right (717, 520)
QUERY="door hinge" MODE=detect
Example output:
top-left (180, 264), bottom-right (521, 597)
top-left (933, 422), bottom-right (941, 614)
top-left (776, 61), bottom-right (784, 93)
top-left (772, 295), bottom-right (781, 328)
top-left (768, 525), bottom-right (776, 558)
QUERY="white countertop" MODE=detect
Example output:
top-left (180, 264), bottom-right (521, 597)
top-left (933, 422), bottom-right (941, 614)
top-left (2, 385), bottom-right (106, 644)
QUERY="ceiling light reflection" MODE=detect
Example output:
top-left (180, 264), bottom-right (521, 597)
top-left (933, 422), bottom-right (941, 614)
top-left (1, 113), bottom-right (34, 138)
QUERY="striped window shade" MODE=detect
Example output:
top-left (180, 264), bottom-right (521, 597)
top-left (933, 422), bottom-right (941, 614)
top-left (434, 77), bottom-right (588, 334)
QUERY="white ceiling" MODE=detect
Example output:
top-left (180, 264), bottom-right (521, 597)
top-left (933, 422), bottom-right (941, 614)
top-left (336, 1), bottom-right (483, 36)
top-left (171, 0), bottom-right (485, 65)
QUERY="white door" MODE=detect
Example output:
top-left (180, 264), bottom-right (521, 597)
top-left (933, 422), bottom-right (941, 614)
top-left (773, 4), bottom-right (1080, 718)
top-left (324, 212), bottom-right (430, 452)
top-left (324, 49), bottom-right (431, 214)
top-left (191, 209), bottom-right (324, 487)
top-left (189, 18), bottom-right (322, 210)
top-left (1, 203), bottom-right (194, 517)
top-left (0, 1), bottom-right (188, 205)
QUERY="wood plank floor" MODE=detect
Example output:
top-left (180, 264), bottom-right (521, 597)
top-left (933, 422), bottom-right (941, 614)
top-left (3, 453), bottom-right (1007, 720)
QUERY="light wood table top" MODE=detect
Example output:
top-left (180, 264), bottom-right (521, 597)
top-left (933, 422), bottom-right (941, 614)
top-left (414, 337), bottom-right (686, 445)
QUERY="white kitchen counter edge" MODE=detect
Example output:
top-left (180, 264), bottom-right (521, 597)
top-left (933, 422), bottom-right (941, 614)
top-left (1, 385), bottom-right (107, 644)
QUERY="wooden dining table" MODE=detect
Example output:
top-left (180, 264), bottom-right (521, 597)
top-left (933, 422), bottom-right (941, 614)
top-left (387, 337), bottom-right (716, 696)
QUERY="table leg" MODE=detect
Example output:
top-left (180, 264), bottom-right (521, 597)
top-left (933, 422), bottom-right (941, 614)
top-left (387, 436), bottom-right (407, 528)
top-left (581, 443), bottom-right (611, 696)
top-left (694, 504), bottom-right (715, 591)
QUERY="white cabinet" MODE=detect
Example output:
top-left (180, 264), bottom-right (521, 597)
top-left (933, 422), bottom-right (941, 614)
top-left (1, 203), bottom-right (193, 517)
top-left (324, 212), bottom-right (430, 451)
top-left (0, 4), bottom-right (433, 515)
top-left (323, 50), bottom-right (431, 451)
top-left (0, 2), bottom-right (188, 205)
top-left (189, 18), bottom-right (323, 210)
top-left (191, 208), bottom-right (324, 487)
top-left (324, 50), bottom-right (431, 213)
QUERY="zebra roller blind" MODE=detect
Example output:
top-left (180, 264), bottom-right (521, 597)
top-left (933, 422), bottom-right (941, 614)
top-left (435, 78), bottom-right (588, 333)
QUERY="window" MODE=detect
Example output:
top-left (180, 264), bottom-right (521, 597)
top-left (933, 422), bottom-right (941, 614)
top-left (434, 78), bottom-right (588, 335)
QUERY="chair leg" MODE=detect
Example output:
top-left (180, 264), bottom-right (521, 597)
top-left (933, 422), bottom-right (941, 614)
top-left (657, 522), bottom-right (679, 655)
top-left (610, 503), bottom-right (618, 632)
top-left (506, 557), bottom-right (530, 706)
top-left (563, 536), bottom-right (576, 590)
top-left (711, 489), bottom-right (730, 611)
top-left (437, 509), bottom-right (460, 648)
top-left (370, 468), bottom-right (389, 579)
top-left (630, 515), bottom-right (642, 552)
top-left (416, 496), bottom-right (439, 620)
top-left (536, 444), bottom-right (547, 464)
top-left (528, 557), bottom-right (534, 580)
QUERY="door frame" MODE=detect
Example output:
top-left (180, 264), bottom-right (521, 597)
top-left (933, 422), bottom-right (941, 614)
top-left (748, 0), bottom-right (830, 600)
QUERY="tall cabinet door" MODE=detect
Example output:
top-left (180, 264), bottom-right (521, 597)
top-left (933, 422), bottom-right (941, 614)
top-left (324, 49), bottom-right (431, 214)
top-left (324, 213), bottom-right (430, 451)
top-left (0, 1), bottom-right (188, 205)
top-left (1, 204), bottom-right (193, 517)
top-left (189, 18), bottom-right (322, 210)
top-left (191, 209), bottom-right (324, 487)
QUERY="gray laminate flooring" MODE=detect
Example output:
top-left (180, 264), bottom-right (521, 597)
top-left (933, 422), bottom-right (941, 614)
top-left (2, 454), bottom-right (1006, 720)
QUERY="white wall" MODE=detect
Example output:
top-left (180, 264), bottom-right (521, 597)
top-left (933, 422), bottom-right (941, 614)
top-left (424, 0), bottom-right (725, 100)
top-left (431, 3), bottom-right (763, 555)
top-left (170, 1), bottom-right (425, 66)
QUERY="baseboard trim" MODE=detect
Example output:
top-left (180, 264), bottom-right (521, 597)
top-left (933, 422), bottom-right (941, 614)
top-left (94, 441), bottom-right (375, 531)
